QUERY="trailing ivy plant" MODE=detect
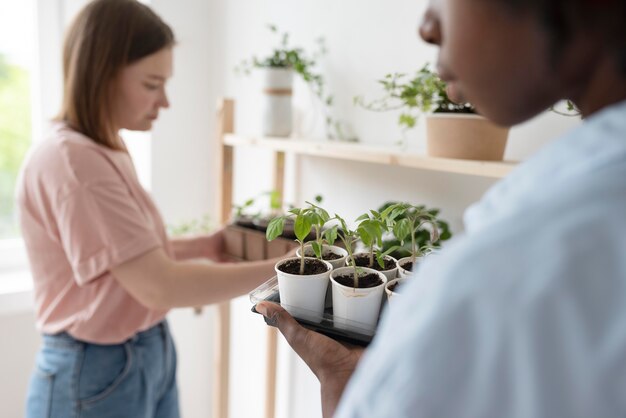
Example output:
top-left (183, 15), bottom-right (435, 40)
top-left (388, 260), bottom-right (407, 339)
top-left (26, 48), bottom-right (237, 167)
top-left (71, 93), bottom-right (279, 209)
top-left (354, 64), bottom-right (473, 138)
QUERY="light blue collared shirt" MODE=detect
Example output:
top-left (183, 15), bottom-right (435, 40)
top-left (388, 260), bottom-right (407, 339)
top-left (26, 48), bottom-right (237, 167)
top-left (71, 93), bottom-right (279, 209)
top-left (337, 100), bottom-right (626, 418)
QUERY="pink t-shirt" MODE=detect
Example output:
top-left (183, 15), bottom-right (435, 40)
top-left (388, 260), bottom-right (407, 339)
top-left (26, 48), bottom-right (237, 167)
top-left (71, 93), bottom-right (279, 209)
top-left (16, 123), bottom-right (171, 344)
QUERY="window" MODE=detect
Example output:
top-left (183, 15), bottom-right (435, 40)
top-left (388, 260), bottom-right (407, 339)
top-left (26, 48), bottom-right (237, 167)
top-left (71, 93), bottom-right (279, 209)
top-left (0, 0), bottom-right (36, 240)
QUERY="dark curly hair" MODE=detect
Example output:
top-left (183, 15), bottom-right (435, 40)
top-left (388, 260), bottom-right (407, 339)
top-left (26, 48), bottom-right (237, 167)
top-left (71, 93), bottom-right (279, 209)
top-left (501, 0), bottom-right (626, 75)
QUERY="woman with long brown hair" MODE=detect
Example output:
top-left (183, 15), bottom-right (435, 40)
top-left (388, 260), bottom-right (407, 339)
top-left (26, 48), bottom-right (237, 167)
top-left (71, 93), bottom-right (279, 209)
top-left (17, 1), bottom-right (282, 416)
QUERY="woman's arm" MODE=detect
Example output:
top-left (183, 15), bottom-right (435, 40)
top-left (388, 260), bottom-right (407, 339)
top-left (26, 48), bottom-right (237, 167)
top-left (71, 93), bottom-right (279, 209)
top-left (111, 247), bottom-right (282, 309)
top-left (169, 229), bottom-right (225, 261)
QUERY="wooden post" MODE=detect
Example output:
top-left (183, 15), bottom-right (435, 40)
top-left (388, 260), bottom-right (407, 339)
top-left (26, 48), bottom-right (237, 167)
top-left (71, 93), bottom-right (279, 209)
top-left (214, 98), bottom-right (234, 418)
top-left (265, 150), bottom-right (285, 418)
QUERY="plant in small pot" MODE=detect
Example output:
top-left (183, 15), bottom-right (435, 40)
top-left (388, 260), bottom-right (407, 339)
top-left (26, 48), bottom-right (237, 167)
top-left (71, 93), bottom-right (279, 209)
top-left (355, 64), bottom-right (510, 160)
top-left (329, 214), bottom-right (387, 334)
top-left (350, 210), bottom-right (399, 281)
top-left (236, 24), bottom-right (349, 140)
top-left (383, 202), bottom-right (444, 298)
top-left (231, 197), bottom-right (258, 229)
top-left (294, 200), bottom-right (348, 269)
top-left (266, 207), bottom-right (332, 322)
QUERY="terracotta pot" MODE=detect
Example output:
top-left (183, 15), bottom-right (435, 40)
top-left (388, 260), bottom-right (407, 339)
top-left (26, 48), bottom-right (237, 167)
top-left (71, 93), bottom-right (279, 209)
top-left (426, 114), bottom-right (509, 161)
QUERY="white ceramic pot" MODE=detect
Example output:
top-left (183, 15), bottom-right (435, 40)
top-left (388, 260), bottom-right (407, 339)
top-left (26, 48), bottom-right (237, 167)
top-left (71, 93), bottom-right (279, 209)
top-left (296, 244), bottom-right (348, 270)
top-left (384, 277), bottom-right (407, 301)
top-left (261, 67), bottom-right (293, 137)
top-left (348, 253), bottom-right (398, 282)
top-left (275, 256), bottom-right (332, 322)
top-left (330, 266), bottom-right (387, 334)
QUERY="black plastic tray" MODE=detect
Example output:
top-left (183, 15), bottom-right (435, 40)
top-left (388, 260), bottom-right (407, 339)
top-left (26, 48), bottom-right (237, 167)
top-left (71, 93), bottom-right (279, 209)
top-left (249, 276), bottom-right (376, 347)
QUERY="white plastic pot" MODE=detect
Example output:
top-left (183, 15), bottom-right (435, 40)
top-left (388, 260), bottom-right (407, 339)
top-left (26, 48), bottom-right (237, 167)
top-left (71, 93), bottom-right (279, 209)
top-left (330, 266), bottom-right (387, 334)
top-left (396, 256), bottom-right (417, 279)
top-left (275, 256), bottom-right (332, 322)
top-left (348, 253), bottom-right (398, 281)
top-left (296, 244), bottom-right (348, 270)
top-left (384, 277), bottom-right (407, 301)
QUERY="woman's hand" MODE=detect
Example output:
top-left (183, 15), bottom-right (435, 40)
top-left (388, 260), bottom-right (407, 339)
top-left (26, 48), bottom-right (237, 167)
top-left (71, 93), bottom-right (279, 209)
top-left (255, 301), bottom-right (364, 418)
top-left (198, 228), bottom-right (227, 262)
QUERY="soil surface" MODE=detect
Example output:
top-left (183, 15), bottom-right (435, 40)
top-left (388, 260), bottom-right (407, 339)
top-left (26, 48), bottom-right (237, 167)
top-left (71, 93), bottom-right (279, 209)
top-left (304, 250), bottom-right (342, 261)
top-left (278, 258), bottom-right (329, 275)
top-left (388, 282), bottom-right (398, 293)
top-left (400, 261), bottom-right (414, 272)
top-left (353, 254), bottom-right (396, 271)
top-left (322, 252), bottom-right (342, 261)
top-left (334, 272), bottom-right (383, 289)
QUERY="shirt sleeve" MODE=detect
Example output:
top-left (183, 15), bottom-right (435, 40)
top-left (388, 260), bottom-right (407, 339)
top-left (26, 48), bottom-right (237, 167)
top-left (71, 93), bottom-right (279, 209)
top-left (54, 179), bottom-right (162, 285)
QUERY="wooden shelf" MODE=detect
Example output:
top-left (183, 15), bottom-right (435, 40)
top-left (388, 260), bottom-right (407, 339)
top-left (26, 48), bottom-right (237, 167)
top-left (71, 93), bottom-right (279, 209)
top-left (223, 134), bottom-right (517, 179)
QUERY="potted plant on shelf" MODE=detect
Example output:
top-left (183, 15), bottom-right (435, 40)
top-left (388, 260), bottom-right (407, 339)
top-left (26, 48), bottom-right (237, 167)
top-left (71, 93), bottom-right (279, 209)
top-left (355, 64), bottom-right (510, 160)
top-left (329, 214), bottom-right (387, 334)
top-left (351, 210), bottom-right (399, 281)
top-left (266, 206), bottom-right (332, 321)
top-left (236, 24), bottom-right (350, 140)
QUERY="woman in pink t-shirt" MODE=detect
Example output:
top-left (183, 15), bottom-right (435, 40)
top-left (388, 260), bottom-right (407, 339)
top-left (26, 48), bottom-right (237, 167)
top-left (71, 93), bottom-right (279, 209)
top-left (17, 1), bottom-right (284, 417)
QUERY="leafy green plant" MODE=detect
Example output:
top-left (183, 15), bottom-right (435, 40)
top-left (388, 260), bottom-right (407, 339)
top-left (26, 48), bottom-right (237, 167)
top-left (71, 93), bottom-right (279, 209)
top-left (232, 197), bottom-right (256, 220)
top-left (354, 210), bottom-right (398, 269)
top-left (377, 201), bottom-right (452, 259)
top-left (384, 203), bottom-right (442, 262)
top-left (333, 214), bottom-right (362, 288)
top-left (354, 64), bottom-right (473, 137)
top-left (168, 214), bottom-right (213, 237)
top-left (266, 202), bottom-right (331, 275)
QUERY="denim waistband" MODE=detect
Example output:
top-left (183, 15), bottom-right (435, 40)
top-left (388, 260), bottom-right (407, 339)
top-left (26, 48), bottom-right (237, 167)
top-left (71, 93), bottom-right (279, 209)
top-left (42, 321), bottom-right (169, 349)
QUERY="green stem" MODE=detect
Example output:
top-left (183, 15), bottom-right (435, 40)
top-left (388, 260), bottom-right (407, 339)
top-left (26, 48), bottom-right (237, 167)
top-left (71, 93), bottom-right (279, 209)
top-left (300, 241), bottom-right (305, 275)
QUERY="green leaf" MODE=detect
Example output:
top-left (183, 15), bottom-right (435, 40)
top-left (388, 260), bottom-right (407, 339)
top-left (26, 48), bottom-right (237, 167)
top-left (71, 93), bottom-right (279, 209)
top-left (311, 241), bottom-right (322, 259)
top-left (266, 217), bottom-right (285, 241)
top-left (393, 218), bottom-right (412, 242)
top-left (324, 226), bottom-right (338, 246)
top-left (294, 214), bottom-right (313, 242)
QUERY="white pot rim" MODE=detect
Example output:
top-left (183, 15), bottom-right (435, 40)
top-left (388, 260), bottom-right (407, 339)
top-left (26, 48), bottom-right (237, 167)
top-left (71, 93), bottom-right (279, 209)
top-left (349, 253), bottom-right (398, 272)
top-left (276, 257), bottom-right (332, 277)
top-left (297, 244), bottom-right (349, 258)
top-left (330, 266), bottom-right (387, 292)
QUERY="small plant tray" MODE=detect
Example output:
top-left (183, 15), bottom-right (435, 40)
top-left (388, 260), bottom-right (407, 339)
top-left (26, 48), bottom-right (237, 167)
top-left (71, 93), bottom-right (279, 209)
top-left (249, 276), bottom-right (376, 347)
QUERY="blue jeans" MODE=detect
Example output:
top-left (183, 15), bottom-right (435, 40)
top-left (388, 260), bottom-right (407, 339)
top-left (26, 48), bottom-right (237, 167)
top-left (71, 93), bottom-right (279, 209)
top-left (26, 321), bottom-right (179, 418)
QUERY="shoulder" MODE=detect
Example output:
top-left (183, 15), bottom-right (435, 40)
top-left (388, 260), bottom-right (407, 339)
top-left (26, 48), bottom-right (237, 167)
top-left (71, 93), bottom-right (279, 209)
top-left (21, 123), bottom-right (128, 198)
